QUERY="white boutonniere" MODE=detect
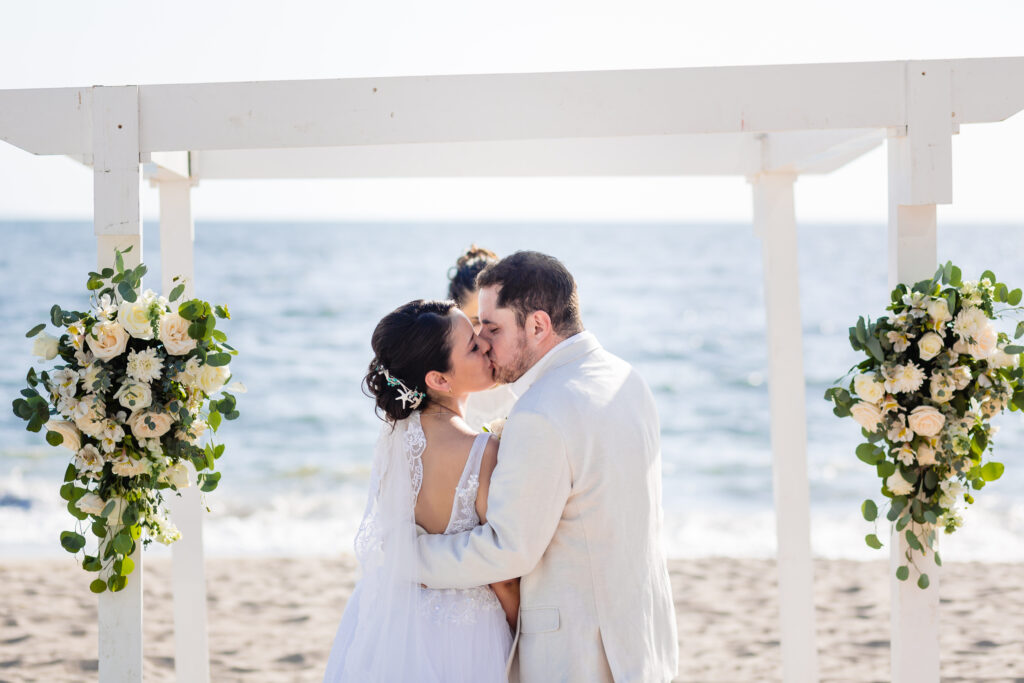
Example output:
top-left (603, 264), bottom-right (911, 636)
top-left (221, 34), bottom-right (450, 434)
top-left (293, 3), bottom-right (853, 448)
top-left (482, 417), bottom-right (507, 439)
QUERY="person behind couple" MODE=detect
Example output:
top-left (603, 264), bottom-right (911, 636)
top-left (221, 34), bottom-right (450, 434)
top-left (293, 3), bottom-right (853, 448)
top-left (322, 299), bottom-right (517, 682)
top-left (418, 251), bottom-right (679, 682)
top-left (446, 244), bottom-right (517, 431)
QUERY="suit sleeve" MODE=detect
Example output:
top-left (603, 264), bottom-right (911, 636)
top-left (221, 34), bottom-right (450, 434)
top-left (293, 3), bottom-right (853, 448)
top-left (416, 410), bottom-right (571, 589)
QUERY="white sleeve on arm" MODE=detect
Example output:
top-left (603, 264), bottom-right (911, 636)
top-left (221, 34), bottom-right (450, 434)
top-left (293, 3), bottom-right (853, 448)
top-left (416, 410), bottom-right (571, 589)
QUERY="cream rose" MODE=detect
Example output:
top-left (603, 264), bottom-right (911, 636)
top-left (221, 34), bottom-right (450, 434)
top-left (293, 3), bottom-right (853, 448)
top-left (114, 379), bottom-right (153, 411)
top-left (127, 410), bottom-right (174, 439)
top-left (44, 419), bottom-right (81, 452)
top-left (195, 363), bottom-right (230, 395)
top-left (75, 492), bottom-right (107, 516)
top-left (972, 325), bottom-right (999, 359)
top-left (160, 461), bottom-right (192, 489)
top-left (73, 395), bottom-right (107, 437)
top-left (850, 401), bottom-right (883, 432)
top-left (117, 299), bottom-right (156, 340)
top-left (853, 373), bottom-right (884, 404)
top-left (916, 443), bottom-right (937, 466)
top-left (917, 332), bottom-right (945, 361)
top-left (990, 347), bottom-right (1020, 369)
top-left (31, 332), bottom-right (59, 360)
top-left (175, 419), bottom-right (208, 445)
top-left (907, 405), bottom-right (945, 437)
top-left (159, 313), bottom-right (197, 356)
top-left (886, 470), bottom-right (915, 496)
top-left (87, 320), bottom-right (129, 361)
top-left (926, 298), bottom-right (952, 324)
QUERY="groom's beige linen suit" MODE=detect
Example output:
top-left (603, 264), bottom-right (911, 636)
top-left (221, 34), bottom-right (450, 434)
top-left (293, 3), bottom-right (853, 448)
top-left (417, 331), bottom-right (678, 682)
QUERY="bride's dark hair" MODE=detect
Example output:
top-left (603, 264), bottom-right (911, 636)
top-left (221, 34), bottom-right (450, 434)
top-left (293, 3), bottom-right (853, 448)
top-left (364, 299), bottom-right (458, 422)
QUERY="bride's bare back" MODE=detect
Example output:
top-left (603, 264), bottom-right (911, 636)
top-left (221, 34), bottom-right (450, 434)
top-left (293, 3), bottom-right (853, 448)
top-left (415, 412), bottom-right (498, 534)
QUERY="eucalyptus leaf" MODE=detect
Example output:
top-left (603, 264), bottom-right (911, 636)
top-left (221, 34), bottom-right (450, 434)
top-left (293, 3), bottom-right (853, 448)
top-left (90, 579), bottom-right (107, 594)
top-left (117, 281), bottom-right (137, 303)
top-left (980, 462), bottom-right (1005, 481)
top-left (896, 565), bottom-right (909, 581)
top-left (865, 534), bottom-right (883, 550)
top-left (917, 574), bottom-right (930, 590)
top-left (861, 499), bottom-right (878, 521)
top-left (25, 323), bottom-right (46, 338)
top-left (169, 284), bottom-right (185, 302)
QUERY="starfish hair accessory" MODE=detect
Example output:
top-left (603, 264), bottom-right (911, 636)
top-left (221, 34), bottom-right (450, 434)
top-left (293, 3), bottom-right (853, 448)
top-left (377, 365), bottom-right (426, 410)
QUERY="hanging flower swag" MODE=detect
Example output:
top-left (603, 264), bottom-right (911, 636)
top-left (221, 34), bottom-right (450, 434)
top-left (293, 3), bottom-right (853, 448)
top-left (12, 248), bottom-right (241, 593)
top-left (825, 262), bottom-right (1023, 589)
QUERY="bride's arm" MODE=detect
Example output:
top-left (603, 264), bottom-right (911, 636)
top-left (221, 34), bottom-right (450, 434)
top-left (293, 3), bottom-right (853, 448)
top-left (477, 438), bottom-right (520, 629)
top-left (417, 410), bottom-right (571, 589)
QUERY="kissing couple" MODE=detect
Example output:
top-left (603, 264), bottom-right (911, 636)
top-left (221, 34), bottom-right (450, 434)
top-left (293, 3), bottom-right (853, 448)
top-left (324, 251), bottom-right (678, 682)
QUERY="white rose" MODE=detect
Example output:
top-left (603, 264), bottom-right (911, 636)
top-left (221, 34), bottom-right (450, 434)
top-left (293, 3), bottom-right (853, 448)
top-left (195, 363), bottom-right (230, 395)
top-left (969, 324), bottom-right (998, 359)
top-left (127, 410), bottom-right (174, 439)
top-left (886, 470), bottom-right (916, 496)
top-left (114, 379), bottom-right (153, 411)
top-left (926, 298), bottom-right (952, 323)
top-left (917, 332), bottom-right (945, 361)
top-left (850, 401), bottom-right (883, 432)
top-left (75, 492), bottom-right (107, 516)
top-left (44, 420), bottom-right (81, 452)
top-left (907, 405), bottom-right (945, 437)
top-left (118, 299), bottom-right (156, 340)
top-left (158, 313), bottom-right (197, 356)
top-left (74, 444), bottom-right (105, 475)
top-left (73, 395), bottom-right (107, 437)
top-left (32, 332), bottom-right (60, 360)
top-left (86, 320), bottom-right (129, 361)
top-left (916, 443), bottom-right (937, 466)
top-left (159, 461), bottom-right (192, 489)
top-left (853, 373), bottom-right (884, 404)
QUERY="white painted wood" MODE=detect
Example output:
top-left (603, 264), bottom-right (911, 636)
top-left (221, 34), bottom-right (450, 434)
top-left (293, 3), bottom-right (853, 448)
top-left (158, 177), bottom-right (210, 683)
top-left (905, 62), bottom-right (954, 205)
top-left (3, 58), bottom-right (1021, 158)
top-left (189, 130), bottom-right (880, 180)
top-left (751, 172), bottom-right (820, 683)
top-left (887, 133), bottom-right (940, 683)
top-left (93, 85), bottom-right (143, 683)
top-left (145, 151), bottom-right (191, 181)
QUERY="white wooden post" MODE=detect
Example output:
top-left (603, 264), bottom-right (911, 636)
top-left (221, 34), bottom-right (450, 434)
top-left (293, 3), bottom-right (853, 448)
top-left (157, 174), bottom-right (211, 683)
top-left (750, 171), bottom-right (820, 683)
top-left (886, 61), bottom-right (952, 683)
top-left (93, 85), bottom-right (143, 683)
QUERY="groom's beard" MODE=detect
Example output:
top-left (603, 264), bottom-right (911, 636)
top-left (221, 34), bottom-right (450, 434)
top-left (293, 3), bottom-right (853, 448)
top-left (492, 333), bottom-right (533, 385)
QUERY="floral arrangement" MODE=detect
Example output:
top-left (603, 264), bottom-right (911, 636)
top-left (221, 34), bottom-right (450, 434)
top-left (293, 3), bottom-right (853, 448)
top-left (825, 262), bottom-right (1021, 589)
top-left (12, 248), bottom-right (240, 593)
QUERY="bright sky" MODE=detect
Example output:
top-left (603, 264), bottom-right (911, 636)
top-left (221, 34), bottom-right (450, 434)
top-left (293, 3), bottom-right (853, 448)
top-left (1, 0), bottom-right (1022, 224)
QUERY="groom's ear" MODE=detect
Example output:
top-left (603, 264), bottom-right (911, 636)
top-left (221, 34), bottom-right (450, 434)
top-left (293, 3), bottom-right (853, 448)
top-left (527, 310), bottom-right (553, 342)
top-left (423, 369), bottom-right (450, 394)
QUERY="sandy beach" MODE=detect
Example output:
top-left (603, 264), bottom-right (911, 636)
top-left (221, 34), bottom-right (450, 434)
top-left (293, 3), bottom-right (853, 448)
top-left (1, 556), bottom-right (1022, 682)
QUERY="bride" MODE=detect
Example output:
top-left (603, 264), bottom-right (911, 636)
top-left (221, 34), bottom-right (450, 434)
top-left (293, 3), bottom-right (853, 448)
top-left (323, 299), bottom-right (518, 682)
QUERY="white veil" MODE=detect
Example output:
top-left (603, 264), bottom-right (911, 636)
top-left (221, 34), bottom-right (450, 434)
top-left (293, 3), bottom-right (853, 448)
top-left (323, 412), bottom-right (437, 682)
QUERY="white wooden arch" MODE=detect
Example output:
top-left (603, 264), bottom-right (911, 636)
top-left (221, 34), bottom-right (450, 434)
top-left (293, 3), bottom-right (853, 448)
top-left (2, 56), bottom-right (1023, 683)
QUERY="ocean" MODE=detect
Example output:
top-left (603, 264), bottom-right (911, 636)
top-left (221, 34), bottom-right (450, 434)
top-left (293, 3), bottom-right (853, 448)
top-left (2, 220), bottom-right (1023, 560)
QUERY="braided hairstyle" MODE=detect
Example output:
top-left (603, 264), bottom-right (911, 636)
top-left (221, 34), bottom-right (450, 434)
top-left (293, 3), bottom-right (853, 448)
top-left (363, 299), bottom-right (458, 422)
top-left (447, 245), bottom-right (499, 308)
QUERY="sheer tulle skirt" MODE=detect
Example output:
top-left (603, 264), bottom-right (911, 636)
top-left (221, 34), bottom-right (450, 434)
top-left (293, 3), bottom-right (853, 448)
top-left (324, 583), bottom-right (513, 683)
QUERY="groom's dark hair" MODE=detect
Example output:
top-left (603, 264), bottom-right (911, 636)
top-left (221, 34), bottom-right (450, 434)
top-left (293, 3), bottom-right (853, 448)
top-left (477, 251), bottom-right (583, 337)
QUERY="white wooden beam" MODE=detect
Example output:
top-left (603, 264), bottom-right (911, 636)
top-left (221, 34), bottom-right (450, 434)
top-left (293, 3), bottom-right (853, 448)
top-left (157, 178), bottom-right (210, 683)
top-left (750, 171), bottom-right (820, 683)
top-left (887, 132), bottom-right (940, 683)
top-left (144, 151), bottom-right (191, 182)
top-left (93, 85), bottom-right (143, 683)
top-left (2, 58), bottom-right (1020, 157)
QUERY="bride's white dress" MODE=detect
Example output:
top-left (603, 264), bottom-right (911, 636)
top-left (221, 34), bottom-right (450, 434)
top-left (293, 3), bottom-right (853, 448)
top-left (324, 414), bottom-right (513, 682)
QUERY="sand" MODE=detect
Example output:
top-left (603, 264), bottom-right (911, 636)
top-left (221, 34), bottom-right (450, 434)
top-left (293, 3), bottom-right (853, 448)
top-left (1, 557), bottom-right (1022, 682)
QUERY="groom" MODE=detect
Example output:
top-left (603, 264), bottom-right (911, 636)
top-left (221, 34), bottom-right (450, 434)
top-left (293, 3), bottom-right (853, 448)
top-left (417, 251), bottom-right (678, 682)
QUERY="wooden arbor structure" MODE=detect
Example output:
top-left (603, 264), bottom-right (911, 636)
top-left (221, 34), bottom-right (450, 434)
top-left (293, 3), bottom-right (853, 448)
top-left (2, 57), bottom-right (1023, 682)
